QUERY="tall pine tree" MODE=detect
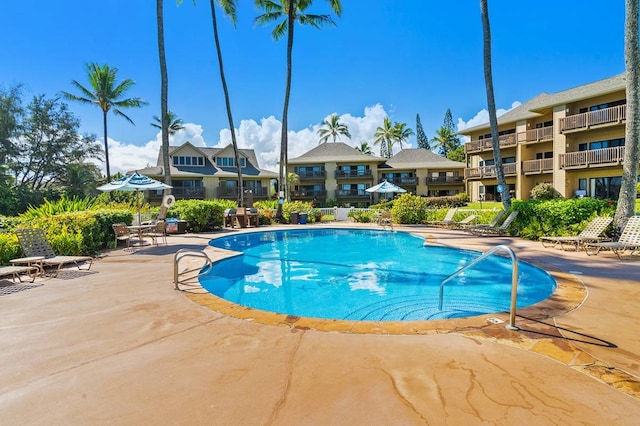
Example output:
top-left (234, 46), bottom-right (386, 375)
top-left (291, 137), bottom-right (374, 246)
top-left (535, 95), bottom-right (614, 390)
top-left (416, 113), bottom-right (430, 149)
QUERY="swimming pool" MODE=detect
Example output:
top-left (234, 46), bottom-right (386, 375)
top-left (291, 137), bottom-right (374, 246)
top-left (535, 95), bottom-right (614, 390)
top-left (201, 228), bottom-right (556, 321)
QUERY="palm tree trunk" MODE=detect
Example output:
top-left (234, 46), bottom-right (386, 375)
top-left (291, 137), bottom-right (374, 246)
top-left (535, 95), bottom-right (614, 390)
top-left (615, 0), bottom-right (640, 227)
top-left (280, 0), bottom-right (295, 202)
top-left (210, 0), bottom-right (243, 206)
top-left (103, 110), bottom-right (111, 182)
top-left (480, 0), bottom-right (511, 210)
top-left (157, 0), bottom-right (172, 190)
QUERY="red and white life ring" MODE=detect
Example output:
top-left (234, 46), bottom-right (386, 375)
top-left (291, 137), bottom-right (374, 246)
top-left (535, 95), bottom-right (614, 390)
top-left (162, 194), bottom-right (176, 208)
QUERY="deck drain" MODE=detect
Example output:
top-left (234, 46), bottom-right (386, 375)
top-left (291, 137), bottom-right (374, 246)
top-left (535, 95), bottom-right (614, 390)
top-left (487, 317), bottom-right (504, 324)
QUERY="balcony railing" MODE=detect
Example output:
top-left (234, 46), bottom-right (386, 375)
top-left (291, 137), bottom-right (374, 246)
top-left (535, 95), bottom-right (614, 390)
top-left (335, 169), bottom-right (372, 179)
top-left (382, 177), bottom-right (417, 185)
top-left (559, 146), bottom-right (625, 169)
top-left (291, 190), bottom-right (327, 199)
top-left (336, 189), bottom-right (370, 198)
top-left (148, 186), bottom-right (205, 200)
top-left (559, 104), bottom-right (626, 132)
top-left (296, 170), bottom-right (326, 180)
top-left (465, 133), bottom-right (517, 153)
top-left (464, 163), bottom-right (518, 179)
top-left (517, 126), bottom-right (554, 144)
top-left (522, 158), bottom-right (554, 174)
top-left (217, 187), bottom-right (269, 198)
top-left (425, 176), bottom-right (464, 185)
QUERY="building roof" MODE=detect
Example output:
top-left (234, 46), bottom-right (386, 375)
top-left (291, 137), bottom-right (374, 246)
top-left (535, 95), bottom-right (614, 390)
top-left (460, 72), bottom-right (627, 134)
top-left (384, 148), bottom-right (465, 169)
top-left (288, 142), bottom-right (385, 164)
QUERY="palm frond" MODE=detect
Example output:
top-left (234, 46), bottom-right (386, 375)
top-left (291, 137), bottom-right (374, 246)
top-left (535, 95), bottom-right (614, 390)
top-left (216, 0), bottom-right (238, 25)
top-left (298, 14), bottom-right (336, 28)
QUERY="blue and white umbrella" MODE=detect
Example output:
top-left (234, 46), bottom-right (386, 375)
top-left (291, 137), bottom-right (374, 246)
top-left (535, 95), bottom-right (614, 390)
top-left (98, 172), bottom-right (172, 224)
top-left (366, 179), bottom-right (407, 194)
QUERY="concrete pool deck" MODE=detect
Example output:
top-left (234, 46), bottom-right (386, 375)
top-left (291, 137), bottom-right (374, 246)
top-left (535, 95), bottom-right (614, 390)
top-left (0, 223), bottom-right (638, 424)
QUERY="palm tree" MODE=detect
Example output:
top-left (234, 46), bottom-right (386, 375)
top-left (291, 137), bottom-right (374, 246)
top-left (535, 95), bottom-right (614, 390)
top-left (614, 0), bottom-right (639, 227)
top-left (255, 0), bottom-right (342, 201)
top-left (157, 0), bottom-right (171, 189)
top-left (317, 113), bottom-right (351, 144)
top-left (151, 111), bottom-right (185, 135)
top-left (355, 140), bottom-right (372, 155)
top-left (63, 63), bottom-right (147, 182)
top-left (480, 0), bottom-right (510, 210)
top-left (373, 117), bottom-right (395, 158)
top-left (393, 122), bottom-right (413, 149)
top-left (431, 126), bottom-right (460, 157)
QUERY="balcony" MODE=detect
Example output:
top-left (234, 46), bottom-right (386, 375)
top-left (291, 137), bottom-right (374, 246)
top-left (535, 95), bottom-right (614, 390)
top-left (297, 170), bottom-right (326, 180)
top-left (335, 169), bottom-right (372, 179)
top-left (217, 187), bottom-right (269, 198)
top-left (425, 176), bottom-right (464, 185)
top-left (465, 133), bottom-right (517, 154)
top-left (291, 190), bottom-right (327, 199)
top-left (464, 163), bottom-right (518, 179)
top-left (522, 158), bottom-right (554, 174)
top-left (517, 126), bottom-right (554, 144)
top-left (559, 104), bottom-right (626, 133)
top-left (336, 189), bottom-right (370, 198)
top-left (559, 146), bottom-right (625, 169)
top-left (148, 186), bottom-right (204, 200)
top-left (383, 177), bottom-right (417, 185)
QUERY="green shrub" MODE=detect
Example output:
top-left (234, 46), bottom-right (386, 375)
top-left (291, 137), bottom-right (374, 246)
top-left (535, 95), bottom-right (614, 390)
top-left (0, 233), bottom-right (21, 265)
top-left (530, 183), bottom-right (563, 200)
top-left (168, 199), bottom-right (235, 232)
top-left (390, 193), bottom-right (431, 224)
top-left (348, 210), bottom-right (377, 223)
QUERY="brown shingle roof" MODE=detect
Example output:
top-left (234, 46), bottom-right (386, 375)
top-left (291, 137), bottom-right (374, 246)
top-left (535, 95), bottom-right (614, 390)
top-left (288, 142), bottom-right (385, 164)
top-left (384, 148), bottom-right (465, 168)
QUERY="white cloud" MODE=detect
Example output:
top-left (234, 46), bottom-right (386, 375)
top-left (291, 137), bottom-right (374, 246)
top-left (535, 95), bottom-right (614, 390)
top-left (456, 101), bottom-right (522, 132)
top-left (101, 104), bottom-right (392, 176)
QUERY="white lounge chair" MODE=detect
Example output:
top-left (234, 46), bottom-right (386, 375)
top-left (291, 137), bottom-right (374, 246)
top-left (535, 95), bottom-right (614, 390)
top-left (584, 216), bottom-right (640, 259)
top-left (540, 216), bottom-right (612, 251)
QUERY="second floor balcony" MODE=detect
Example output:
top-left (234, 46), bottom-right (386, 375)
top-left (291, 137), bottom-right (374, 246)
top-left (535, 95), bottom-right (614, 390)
top-left (296, 170), bottom-right (326, 180)
top-left (465, 163), bottom-right (518, 179)
top-left (465, 133), bottom-right (517, 154)
top-left (522, 158), bottom-right (554, 174)
top-left (148, 186), bottom-right (204, 200)
top-left (517, 126), bottom-right (554, 144)
top-left (217, 187), bottom-right (269, 198)
top-left (425, 176), bottom-right (464, 185)
top-left (336, 189), bottom-right (370, 198)
top-left (559, 104), bottom-right (626, 133)
top-left (290, 189), bottom-right (327, 199)
top-left (559, 146), bottom-right (625, 169)
top-left (335, 169), bottom-right (373, 179)
top-left (383, 176), bottom-right (417, 185)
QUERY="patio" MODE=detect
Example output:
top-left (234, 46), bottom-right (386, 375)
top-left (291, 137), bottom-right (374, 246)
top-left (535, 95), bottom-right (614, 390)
top-left (0, 224), bottom-right (638, 424)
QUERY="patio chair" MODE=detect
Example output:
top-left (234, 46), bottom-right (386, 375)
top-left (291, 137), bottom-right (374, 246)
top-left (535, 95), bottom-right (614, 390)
top-left (223, 208), bottom-right (236, 227)
top-left (378, 210), bottom-right (393, 230)
top-left (427, 208), bottom-right (458, 227)
top-left (467, 211), bottom-right (519, 236)
top-left (540, 216), bottom-right (612, 251)
top-left (144, 220), bottom-right (167, 246)
top-left (14, 228), bottom-right (93, 278)
top-left (112, 222), bottom-right (132, 248)
top-left (584, 216), bottom-right (640, 259)
top-left (0, 265), bottom-right (38, 283)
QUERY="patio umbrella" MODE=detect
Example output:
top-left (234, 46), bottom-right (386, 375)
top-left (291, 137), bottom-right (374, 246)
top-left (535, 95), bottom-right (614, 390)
top-left (97, 171), bottom-right (172, 224)
top-left (366, 179), bottom-right (407, 194)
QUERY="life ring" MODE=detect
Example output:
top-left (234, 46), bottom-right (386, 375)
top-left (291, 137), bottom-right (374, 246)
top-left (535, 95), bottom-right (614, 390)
top-left (162, 194), bottom-right (176, 208)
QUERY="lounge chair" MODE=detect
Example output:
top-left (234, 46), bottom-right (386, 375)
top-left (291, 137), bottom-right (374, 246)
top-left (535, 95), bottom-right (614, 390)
top-left (15, 228), bottom-right (93, 277)
top-left (449, 214), bottom-right (477, 229)
top-left (467, 211), bottom-right (519, 236)
top-left (427, 208), bottom-right (458, 227)
top-left (112, 222), bottom-right (133, 248)
top-left (466, 210), bottom-right (506, 232)
top-left (584, 216), bottom-right (640, 259)
top-left (0, 265), bottom-right (38, 283)
top-left (540, 216), bottom-right (612, 251)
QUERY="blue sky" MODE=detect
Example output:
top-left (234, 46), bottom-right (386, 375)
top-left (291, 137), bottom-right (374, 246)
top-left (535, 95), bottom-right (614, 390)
top-left (2, 0), bottom-right (626, 174)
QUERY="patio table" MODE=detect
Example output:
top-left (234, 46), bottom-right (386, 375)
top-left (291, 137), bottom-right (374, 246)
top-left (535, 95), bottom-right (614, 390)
top-left (127, 224), bottom-right (155, 246)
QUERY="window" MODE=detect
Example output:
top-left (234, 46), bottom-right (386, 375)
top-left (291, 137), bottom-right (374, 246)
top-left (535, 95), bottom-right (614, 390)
top-left (172, 156), bottom-right (204, 166)
top-left (589, 176), bottom-right (621, 199)
top-left (578, 138), bottom-right (625, 151)
top-left (216, 157), bottom-right (246, 167)
top-left (535, 151), bottom-right (553, 159)
top-left (173, 180), bottom-right (202, 188)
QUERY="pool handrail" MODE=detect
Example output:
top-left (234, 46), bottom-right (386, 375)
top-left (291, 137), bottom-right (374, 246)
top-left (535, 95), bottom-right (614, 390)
top-left (173, 249), bottom-right (212, 290)
top-left (438, 245), bottom-right (519, 330)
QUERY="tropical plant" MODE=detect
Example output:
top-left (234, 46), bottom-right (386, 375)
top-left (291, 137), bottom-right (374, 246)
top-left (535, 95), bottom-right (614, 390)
top-left (58, 163), bottom-right (103, 198)
top-left (530, 183), bottom-right (563, 200)
top-left (151, 110), bottom-right (185, 135)
top-left (63, 63), bottom-right (147, 182)
top-left (431, 126), bottom-right (460, 158)
top-left (393, 121), bottom-right (413, 149)
top-left (255, 0), bottom-right (343, 202)
top-left (317, 113), bottom-right (351, 143)
top-left (416, 113), bottom-right (429, 149)
top-left (480, 0), bottom-right (510, 210)
top-left (615, 0), bottom-right (640, 227)
top-left (287, 171), bottom-right (299, 190)
top-left (355, 140), bottom-right (373, 155)
top-left (374, 117), bottom-right (395, 158)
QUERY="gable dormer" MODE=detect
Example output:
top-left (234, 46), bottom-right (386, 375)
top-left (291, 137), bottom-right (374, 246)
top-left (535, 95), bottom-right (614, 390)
top-left (170, 141), bottom-right (208, 167)
top-left (213, 145), bottom-right (247, 168)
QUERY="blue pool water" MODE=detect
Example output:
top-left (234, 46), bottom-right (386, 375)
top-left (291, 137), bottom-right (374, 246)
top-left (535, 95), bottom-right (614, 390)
top-left (201, 228), bottom-right (556, 321)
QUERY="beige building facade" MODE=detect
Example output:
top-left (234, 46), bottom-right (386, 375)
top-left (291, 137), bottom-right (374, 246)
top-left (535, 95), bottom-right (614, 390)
top-left (462, 73), bottom-right (632, 202)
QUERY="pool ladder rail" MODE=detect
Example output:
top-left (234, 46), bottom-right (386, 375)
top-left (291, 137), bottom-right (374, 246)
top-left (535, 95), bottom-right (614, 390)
top-left (438, 245), bottom-right (519, 330)
top-left (174, 248), bottom-right (213, 291)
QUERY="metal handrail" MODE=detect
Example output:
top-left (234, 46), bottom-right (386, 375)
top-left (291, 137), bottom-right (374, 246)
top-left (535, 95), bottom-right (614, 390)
top-left (438, 245), bottom-right (519, 330)
top-left (173, 249), bottom-right (212, 290)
